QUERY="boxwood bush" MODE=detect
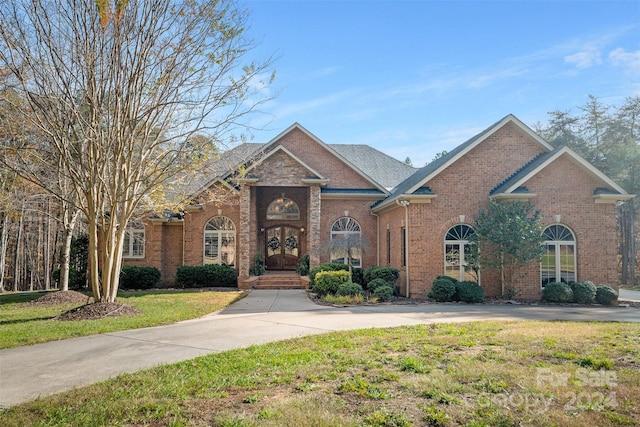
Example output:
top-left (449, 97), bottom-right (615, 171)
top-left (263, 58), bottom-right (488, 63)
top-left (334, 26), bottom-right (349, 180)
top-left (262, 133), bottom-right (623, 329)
top-left (373, 285), bottom-right (394, 302)
top-left (119, 266), bottom-right (161, 290)
top-left (336, 281), bottom-right (364, 297)
top-left (363, 266), bottom-right (399, 285)
top-left (542, 282), bottom-right (573, 303)
top-left (367, 277), bottom-right (390, 292)
top-left (571, 281), bottom-right (597, 304)
top-left (428, 278), bottom-right (457, 302)
top-left (313, 270), bottom-right (351, 296)
top-left (456, 281), bottom-right (484, 303)
top-left (175, 264), bottom-right (237, 288)
top-left (595, 285), bottom-right (618, 305)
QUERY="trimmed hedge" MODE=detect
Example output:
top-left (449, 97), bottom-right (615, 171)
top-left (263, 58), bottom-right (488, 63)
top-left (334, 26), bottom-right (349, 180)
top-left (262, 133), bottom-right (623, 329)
top-left (367, 278), bottom-right (390, 293)
top-left (175, 264), bottom-right (237, 288)
top-left (351, 268), bottom-right (365, 286)
top-left (542, 282), bottom-right (573, 303)
top-left (456, 281), bottom-right (484, 303)
top-left (313, 270), bottom-right (351, 296)
top-left (363, 266), bottom-right (399, 285)
top-left (373, 285), bottom-right (394, 302)
top-left (428, 278), bottom-right (457, 302)
top-left (336, 281), bottom-right (364, 297)
top-left (119, 266), bottom-right (161, 290)
top-left (571, 281), bottom-right (596, 304)
top-left (595, 285), bottom-right (618, 305)
top-left (309, 263), bottom-right (349, 287)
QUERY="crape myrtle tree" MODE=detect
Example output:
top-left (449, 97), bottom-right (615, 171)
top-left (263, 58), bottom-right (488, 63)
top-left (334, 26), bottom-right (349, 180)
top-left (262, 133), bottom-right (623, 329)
top-left (0, 0), bottom-right (275, 302)
top-left (471, 200), bottom-right (545, 296)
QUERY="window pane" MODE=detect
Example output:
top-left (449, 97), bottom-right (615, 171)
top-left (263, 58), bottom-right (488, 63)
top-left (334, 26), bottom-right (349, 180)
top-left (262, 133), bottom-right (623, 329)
top-left (132, 231), bottom-right (144, 257)
top-left (541, 245), bottom-right (556, 286)
top-left (284, 228), bottom-right (298, 257)
top-left (123, 232), bottom-right (131, 257)
top-left (559, 244), bottom-right (575, 284)
top-left (267, 198), bottom-right (300, 220)
top-left (220, 233), bottom-right (235, 266)
top-left (204, 234), bottom-right (219, 264)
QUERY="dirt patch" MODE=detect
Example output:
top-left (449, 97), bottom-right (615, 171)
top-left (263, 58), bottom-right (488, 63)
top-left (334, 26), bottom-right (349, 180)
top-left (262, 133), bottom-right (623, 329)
top-left (24, 290), bottom-right (93, 306)
top-left (55, 302), bottom-right (141, 321)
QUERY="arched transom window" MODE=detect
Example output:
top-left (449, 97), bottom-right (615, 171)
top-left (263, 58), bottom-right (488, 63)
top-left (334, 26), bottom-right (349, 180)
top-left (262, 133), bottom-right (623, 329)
top-left (266, 197), bottom-right (300, 220)
top-left (444, 224), bottom-right (476, 281)
top-left (541, 224), bottom-right (576, 287)
top-left (204, 216), bottom-right (236, 266)
top-left (330, 217), bottom-right (362, 268)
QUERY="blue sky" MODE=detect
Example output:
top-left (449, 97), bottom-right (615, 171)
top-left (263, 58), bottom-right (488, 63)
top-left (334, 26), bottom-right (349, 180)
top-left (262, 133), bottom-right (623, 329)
top-left (241, 0), bottom-right (640, 167)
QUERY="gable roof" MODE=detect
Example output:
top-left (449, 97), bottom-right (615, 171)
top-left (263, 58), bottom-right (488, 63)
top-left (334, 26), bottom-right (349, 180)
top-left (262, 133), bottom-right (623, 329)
top-left (490, 145), bottom-right (633, 199)
top-left (372, 114), bottom-right (553, 211)
top-left (188, 123), bottom-right (417, 198)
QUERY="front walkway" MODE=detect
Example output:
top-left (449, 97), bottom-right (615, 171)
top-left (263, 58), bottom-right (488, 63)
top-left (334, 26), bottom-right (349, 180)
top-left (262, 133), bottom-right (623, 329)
top-left (1, 290), bottom-right (638, 408)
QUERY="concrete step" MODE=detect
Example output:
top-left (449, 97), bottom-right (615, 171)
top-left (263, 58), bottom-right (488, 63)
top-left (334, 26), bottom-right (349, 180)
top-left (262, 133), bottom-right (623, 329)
top-left (240, 274), bottom-right (309, 290)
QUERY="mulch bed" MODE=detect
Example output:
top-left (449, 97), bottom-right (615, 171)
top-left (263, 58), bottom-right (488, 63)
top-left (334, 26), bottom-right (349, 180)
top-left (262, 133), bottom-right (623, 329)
top-left (23, 290), bottom-right (141, 321)
top-left (55, 302), bottom-right (141, 321)
top-left (24, 290), bottom-right (93, 306)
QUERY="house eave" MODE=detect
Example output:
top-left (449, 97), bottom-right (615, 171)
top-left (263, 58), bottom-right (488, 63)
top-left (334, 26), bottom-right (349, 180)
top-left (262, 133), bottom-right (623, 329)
top-left (593, 194), bottom-right (635, 204)
top-left (490, 193), bottom-right (537, 201)
top-left (301, 178), bottom-right (329, 186)
top-left (372, 194), bottom-right (437, 213)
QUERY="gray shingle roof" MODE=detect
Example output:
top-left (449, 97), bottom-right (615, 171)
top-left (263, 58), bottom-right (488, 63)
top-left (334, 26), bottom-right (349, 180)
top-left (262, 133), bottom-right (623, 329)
top-left (329, 144), bottom-right (417, 189)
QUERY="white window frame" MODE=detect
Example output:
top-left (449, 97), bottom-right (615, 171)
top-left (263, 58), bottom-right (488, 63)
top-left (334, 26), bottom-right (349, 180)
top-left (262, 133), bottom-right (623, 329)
top-left (444, 224), bottom-right (476, 282)
top-left (204, 216), bottom-right (236, 266)
top-left (123, 224), bottom-right (145, 259)
top-left (541, 224), bottom-right (576, 287)
top-left (330, 216), bottom-right (362, 268)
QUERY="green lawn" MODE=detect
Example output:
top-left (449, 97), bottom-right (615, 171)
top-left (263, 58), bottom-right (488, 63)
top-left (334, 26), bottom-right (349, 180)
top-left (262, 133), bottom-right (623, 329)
top-left (0, 289), bottom-right (244, 349)
top-left (1, 321), bottom-right (638, 426)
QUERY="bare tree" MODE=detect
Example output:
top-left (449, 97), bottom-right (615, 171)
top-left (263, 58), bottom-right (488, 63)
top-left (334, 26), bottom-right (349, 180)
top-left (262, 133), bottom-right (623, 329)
top-left (0, 0), bottom-right (274, 301)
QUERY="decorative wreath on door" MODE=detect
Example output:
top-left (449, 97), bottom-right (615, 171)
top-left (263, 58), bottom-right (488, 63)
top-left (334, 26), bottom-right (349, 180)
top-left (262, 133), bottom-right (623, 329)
top-left (267, 236), bottom-right (280, 251)
top-left (284, 235), bottom-right (298, 250)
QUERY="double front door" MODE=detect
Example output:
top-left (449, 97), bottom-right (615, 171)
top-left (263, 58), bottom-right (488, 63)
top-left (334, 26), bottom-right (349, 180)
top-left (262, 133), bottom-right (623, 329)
top-left (265, 226), bottom-right (300, 270)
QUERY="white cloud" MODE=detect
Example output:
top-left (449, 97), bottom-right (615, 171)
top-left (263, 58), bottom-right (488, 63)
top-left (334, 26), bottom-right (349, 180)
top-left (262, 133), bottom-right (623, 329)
top-left (564, 43), bottom-right (603, 69)
top-left (609, 48), bottom-right (640, 74)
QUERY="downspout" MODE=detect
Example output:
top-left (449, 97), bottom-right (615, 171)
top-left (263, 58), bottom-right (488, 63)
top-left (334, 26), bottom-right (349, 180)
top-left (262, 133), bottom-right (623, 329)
top-left (396, 199), bottom-right (410, 297)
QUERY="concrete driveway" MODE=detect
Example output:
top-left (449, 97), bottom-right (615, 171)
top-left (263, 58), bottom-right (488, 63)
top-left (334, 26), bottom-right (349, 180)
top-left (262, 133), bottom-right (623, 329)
top-left (1, 289), bottom-right (638, 408)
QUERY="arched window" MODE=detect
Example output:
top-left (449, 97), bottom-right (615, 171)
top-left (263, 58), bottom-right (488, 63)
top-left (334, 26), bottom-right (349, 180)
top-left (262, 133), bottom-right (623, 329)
top-left (444, 224), bottom-right (476, 281)
top-left (123, 219), bottom-right (145, 258)
top-left (330, 217), bottom-right (362, 268)
top-left (266, 197), bottom-right (300, 220)
top-left (541, 224), bottom-right (576, 287)
top-left (204, 216), bottom-right (236, 266)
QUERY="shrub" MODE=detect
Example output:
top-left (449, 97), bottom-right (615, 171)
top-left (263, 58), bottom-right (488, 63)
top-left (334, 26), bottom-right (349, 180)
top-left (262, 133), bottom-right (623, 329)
top-left (595, 285), bottom-right (618, 305)
top-left (295, 254), bottom-right (310, 276)
top-left (542, 282), bottom-right (573, 303)
top-left (351, 267), bottom-right (365, 286)
top-left (336, 281), bottom-right (364, 297)
top-left (428, 278), bottom-right (457, 302)
top-left (176, 264), bottom-right (237, 288)
top-left (373, 285), bottom-right (394, 302)
top-left (119, 266), bottom-right (161, 289)
top-left (363, 266), bottom-right (400, 285)
top-left (456, 281), bottom-right (484, 303)
top-left (313, 270), bottom-right (350, 296)
top-left (367, 278), bottom-right (390, 292)
top-left (249, 252), bottom-right (265, 276)
top-left (436, 275), bottom-right (458, 284)
top-left (571, 281), bottom-right (597, 304)
top-left (309, 263), bottom-right (349, 287)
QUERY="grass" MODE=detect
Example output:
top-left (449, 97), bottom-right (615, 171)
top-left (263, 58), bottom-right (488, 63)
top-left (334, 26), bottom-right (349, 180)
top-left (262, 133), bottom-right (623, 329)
top-left (1, 320), bottom-right (638, 426)
top-left (0, 289), bottom-right (244, 349)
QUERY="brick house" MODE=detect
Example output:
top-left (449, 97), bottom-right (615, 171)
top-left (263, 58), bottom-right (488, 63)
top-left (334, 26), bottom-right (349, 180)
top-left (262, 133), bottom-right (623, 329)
top-left (123, 114), bottom-right (633, 299)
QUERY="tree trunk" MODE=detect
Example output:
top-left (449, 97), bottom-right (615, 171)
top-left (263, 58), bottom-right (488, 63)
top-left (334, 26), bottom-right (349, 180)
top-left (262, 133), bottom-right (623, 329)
top-left (0, 213), bottom-right (8, 293)
top-left (59, 210), bottom-right (80, 292)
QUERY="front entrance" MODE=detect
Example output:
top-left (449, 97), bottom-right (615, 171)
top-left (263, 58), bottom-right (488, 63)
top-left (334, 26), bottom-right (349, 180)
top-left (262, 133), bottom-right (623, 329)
top-left (265, 226), bottom-right (300, 270)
